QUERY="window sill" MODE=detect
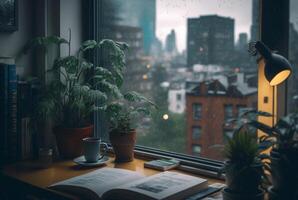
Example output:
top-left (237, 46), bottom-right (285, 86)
top-left (108, 144), bottom-right (225, 180)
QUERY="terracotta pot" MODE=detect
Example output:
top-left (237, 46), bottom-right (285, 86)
top-left (109, 129), bottom-right (136, 163)
top-left (53, 125), bottom-right (93, 158)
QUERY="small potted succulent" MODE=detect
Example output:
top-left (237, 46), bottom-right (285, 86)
top-left (25, 34), bottom-right (127, 158)
top-left (219, 109), bottom-right (271, 200)
top-left (220, 131), bottom-right (266, 200)
top-left (106, 91), bottom-right (156, 163)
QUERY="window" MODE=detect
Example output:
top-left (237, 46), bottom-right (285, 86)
top-left (192, 145), bottom-right (201, 155)
top-left (192, 103), bottom-right (202, 120)
top-left (224, 105), bottom-right (233, 120)
top-left (288, 0), bottom-right (298, 114)
top-left (94, 0), bottom-right (259, 161)
top-left (237, 105), bottom-right (246, 117)
top-left (176, 94), bottom-right (182, 101)
top-left (192, 126), bottom-right (202, 140)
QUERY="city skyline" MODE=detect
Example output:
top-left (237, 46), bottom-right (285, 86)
top-left (157, 0), bottom-right (252, 52)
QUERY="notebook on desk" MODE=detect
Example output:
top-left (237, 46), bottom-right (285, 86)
top-left (48, 168), bottom-right (208, 200)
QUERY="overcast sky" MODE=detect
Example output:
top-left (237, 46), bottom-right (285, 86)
top-left (156, 0), bottom-right (252, 52)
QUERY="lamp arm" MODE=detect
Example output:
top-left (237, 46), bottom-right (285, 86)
top-left (255, 41), bottom-right (272, 60)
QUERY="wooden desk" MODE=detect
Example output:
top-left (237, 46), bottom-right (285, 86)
top-left (1, 156), bottom-right (222, 199)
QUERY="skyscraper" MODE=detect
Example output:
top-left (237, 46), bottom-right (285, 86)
top-left (187, 15), bottom-right (235, 68)
top-left (165, 29), bottom-right (178, 54)
top-left (113, 0), bottom-right (156, 55)
top-left (237, 33), bottom-right (248, 50)
top-left (250, 0), bottom-right (260, 42)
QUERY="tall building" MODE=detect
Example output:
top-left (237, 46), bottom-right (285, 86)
top-left (165, 29), bottom-right (178, 54)
top-left (185, 74), bottom-right (257, 160)
top-left (96, 0), bottom-right (155, 96)
top-left (250, 0), bottom-right (260, 42)
top-left (101, 25), bottom-right (152, 95)
top-left (237, 33), bottom-right (248, 51)
top-left (288, 23), bottom-right (298, 112)
top-left (113, 0), bottom-right (156, 55)
top-left (187, 15), bottom-right (235, 68)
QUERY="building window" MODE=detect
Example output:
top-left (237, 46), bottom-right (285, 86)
top-left (192, 126), bottom-right (202, 140)
top-left (192, 103), bottom-right (202, 120)
top-left (237, 105), bottom-right (247, 117)
top-left (176, 93), bottom-right (182, 101)
top-left (224, 105), bottom-right (233, 120)
top-left (192, 145), bottom-right (201, 155)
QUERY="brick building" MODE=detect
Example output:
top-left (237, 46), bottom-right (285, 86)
top-left (185, 74), bottom-right (257, 160)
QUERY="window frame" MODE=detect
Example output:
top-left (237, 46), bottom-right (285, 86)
top-left (192, 126), bottom-right (202, 140)
top-left (192, 103), bottom-right (202, 120)
top-left (86, 0), bottom-right (290, 177)
top-left (224, 104), bottom-right (233, 120)
top-left (260, 0), bottom-right (289, 119)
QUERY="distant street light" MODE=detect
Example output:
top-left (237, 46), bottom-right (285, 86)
top-left (142, 74), bottom-right (148, 80)
top-left (163, 114), bottom-right (169, 120)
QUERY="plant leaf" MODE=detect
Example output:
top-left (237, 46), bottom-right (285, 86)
top-left (80, 40), bottom-right (98, 51)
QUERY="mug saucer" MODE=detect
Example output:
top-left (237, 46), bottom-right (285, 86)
top-left (73, 155), bottom-right (110, 167)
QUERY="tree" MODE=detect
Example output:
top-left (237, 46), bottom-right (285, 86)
top-left (138, 64), bottom-right (186, 153)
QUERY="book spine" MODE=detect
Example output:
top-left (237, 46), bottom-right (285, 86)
top-left (17, 82), bottom-right (23, 160)
top-left (17, 82), bottom-right (33, 160)
top-left (7, 64), bottom-right (17, 162)
top-left (0, 64), bottom-right (8, 165)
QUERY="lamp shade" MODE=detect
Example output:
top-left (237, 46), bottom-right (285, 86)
top-left (255, 41), bottom-right (292, 86)
top-left (264, 53), bottom-right (292, 86)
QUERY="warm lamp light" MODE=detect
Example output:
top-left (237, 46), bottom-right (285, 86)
top-left (254, 41), bottom-right (292, 86)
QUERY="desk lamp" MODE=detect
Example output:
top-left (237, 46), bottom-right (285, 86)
top-left (249, 41), bottom-right (293, 125)
top-left (249, 41), bottom-right (292, 86)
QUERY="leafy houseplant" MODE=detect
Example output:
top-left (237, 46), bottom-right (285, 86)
top-left (225, 109), bottom-right (298, 199)
top-left (106, 91), bottom-right (156, 163)
top-left (25, 35), bottom-right (127, 158)
top-left (251, 113), bottom-right (298, 199)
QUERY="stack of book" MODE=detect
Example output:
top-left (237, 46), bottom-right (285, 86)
top-left (0, 57), bottom-right (18, 164)
top-left (0, 58), bottom-right (39, 165)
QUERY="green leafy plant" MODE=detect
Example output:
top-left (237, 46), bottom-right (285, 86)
top-left (25, 34), bottom-right (128, 128)
top-left (227, 108), bottom-right (298, 154)
top-left (106, 91), bottom-right (157, 133)
top-left (241, 111), bottom-right (298, 197)
top-left (257, 113), bottom-right (298, 152)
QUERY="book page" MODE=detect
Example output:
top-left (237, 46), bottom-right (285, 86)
top-left (108, 171), bottom-right (207, 200)
top-left (49, 168), bottom-right (144, 199)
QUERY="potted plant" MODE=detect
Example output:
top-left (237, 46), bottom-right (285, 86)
top-left (226, 109), bottom-right (298, 199)
top-left (253, 113), bottom-right (298, 199)
top-left (220, 130), bottom-right (265, 200)
top-left (25, 34), bottom-right (127, 158)
top-left (218, 109), bottom-right (272, 200)
top-left (105, 91), bottom-right (156, 163)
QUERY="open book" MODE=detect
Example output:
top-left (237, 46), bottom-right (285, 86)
top-left (49, 168), bottom-right (208, 200)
